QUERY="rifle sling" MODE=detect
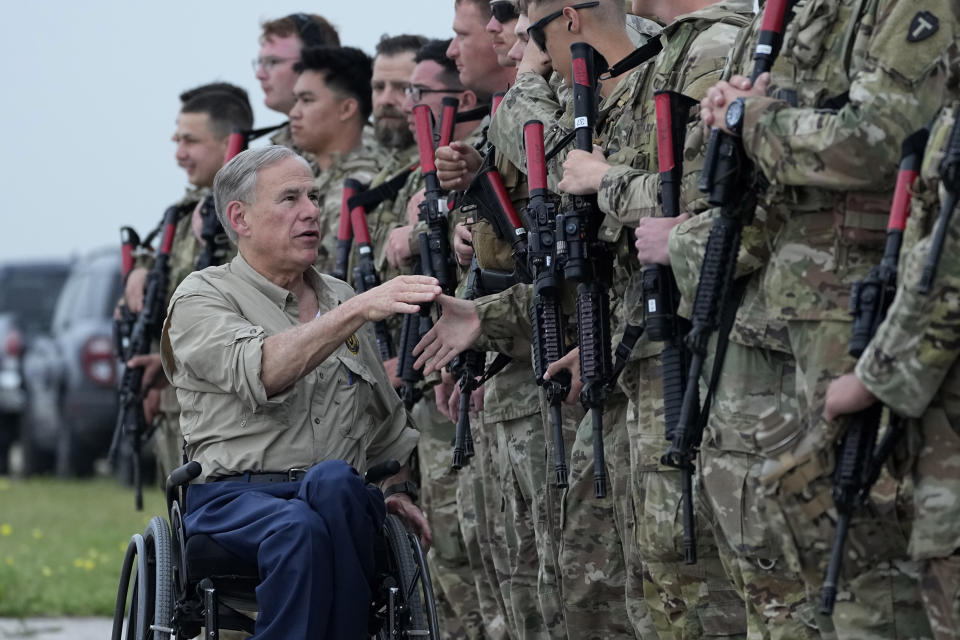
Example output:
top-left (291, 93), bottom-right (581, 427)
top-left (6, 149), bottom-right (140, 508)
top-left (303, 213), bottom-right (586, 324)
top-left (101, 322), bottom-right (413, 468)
top-left (479, 353), bottom-right (512, 386)
top-left (348, 167), bottom-right (416, 213)
top-left (697, 276), bottom-right (749, 433)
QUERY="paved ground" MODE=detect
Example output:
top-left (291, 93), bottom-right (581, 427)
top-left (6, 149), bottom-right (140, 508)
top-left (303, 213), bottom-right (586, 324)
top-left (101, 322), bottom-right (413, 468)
top-left (0, 618), bottom-right (114, 639)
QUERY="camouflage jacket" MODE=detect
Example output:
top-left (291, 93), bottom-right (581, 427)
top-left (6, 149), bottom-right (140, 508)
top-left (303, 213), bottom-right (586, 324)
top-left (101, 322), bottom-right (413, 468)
top-left (313, 145), bottom-right (383, 277)
top-left (736, 0), bottom-right (953, 322)
top-left (857, 100), bottom-right (960, 419)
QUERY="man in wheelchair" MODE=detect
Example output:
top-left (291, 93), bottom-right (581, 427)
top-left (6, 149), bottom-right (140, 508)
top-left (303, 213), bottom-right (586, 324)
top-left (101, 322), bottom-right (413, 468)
top-left (157, 144), bottom-right (442, 639)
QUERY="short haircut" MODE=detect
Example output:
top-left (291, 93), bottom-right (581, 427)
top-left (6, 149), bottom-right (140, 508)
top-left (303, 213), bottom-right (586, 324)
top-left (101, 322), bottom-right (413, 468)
top-left (294, 46), bottom-right (374, 121)
top-left (414, 39), bottom-right (463, 89)
top-left (455, 0), bottom-right (493, 19)
top-left (260, 13), bottom-right (340, 47)
top-left (375, 33), bottom-right (429, 58)
top-left (527, 0), bottom-right (624, 22)
top-left (213, 146), bottom-right (311, 244)
top-left (179, 83), bottom-right (254, 139)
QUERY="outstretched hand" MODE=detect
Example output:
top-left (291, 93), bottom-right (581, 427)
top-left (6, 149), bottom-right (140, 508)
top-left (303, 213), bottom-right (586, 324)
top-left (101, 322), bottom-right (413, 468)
top-left (358, 275), bottom-right (441, 322)
top-left (412, 295), bottom-right (482, 375)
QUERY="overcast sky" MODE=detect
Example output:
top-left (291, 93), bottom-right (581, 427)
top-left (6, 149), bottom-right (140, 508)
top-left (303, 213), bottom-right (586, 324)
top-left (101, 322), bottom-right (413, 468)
top-left (0, 1), bottom-right (455, 263)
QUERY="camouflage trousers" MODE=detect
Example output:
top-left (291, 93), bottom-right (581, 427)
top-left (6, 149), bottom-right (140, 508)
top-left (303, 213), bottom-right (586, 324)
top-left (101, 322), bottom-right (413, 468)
top-left (559, 394), bottom-right (656, 639)
top-left (760, 320), bottom-right (931, 639)
top-left (699, 341), bottom-right (822, 640)
top-left (624, 356), bottom-right (747, 640)
top-left (494, 405), bottom-right (568, 639)
top-left (907, 366), bottom-right (960, 640)
top-left (413, 394), bottom-right (487, 639)
top-left (459, 410), bottom-right (514, 639)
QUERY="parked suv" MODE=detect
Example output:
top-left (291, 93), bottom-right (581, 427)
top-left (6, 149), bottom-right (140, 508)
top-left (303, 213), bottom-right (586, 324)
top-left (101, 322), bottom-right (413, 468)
top-left (21, 249), bottom-right (122, 476)
top-left (0, 260), bottom-right (70, 473)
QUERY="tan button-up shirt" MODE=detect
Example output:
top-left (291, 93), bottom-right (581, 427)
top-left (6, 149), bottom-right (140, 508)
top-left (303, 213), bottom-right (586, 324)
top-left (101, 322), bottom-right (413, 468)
top-left (160, 254), bottom-right (418, 482)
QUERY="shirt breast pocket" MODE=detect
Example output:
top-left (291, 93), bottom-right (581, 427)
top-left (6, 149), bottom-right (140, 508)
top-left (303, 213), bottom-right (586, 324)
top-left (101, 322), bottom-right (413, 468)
top-left (782, 0), bottom-right (841, 72)
top-left (316, 354), bottom-right (376, 441)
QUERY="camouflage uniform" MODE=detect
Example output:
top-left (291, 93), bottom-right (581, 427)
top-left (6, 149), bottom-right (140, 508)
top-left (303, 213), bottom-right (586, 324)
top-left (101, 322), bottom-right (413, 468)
top-left (855, 82), bottom-right (960, 640)
top-left (721, 0), bottom-right (953, 636)
top-left (312, 146), bottom-right (382, 277)
top-left (135, 187), bottom-right (238, 484)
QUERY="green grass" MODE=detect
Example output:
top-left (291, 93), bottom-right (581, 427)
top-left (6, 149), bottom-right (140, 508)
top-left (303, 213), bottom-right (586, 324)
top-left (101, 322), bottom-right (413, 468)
top-left (0, 476), bottom-right (166, 617)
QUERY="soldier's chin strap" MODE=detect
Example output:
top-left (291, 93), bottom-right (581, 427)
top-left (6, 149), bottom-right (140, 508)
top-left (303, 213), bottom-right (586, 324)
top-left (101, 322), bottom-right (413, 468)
top-left (544, 37), bottom-right (664, 163)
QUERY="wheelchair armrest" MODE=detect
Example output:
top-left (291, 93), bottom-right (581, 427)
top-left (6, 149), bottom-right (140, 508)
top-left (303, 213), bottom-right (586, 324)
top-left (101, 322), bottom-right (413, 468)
top-left (166, 461), bottom-right (202, 507)
top-left (364, 459), bottom-right (401, 485)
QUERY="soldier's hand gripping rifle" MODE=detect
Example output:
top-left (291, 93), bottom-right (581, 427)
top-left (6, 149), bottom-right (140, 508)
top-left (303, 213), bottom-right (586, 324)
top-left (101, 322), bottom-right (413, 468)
top-left (109, 205), bottom-right (180, 510)
top-left (525, 119), bottom-right (572, 488)
top-left (918, 106), bottom-right (960, 295)
top-left (344, 178), bottom-right (397, 361)
top-left (556, 43), bottom-right (614, 498)
top-left (660, 0), bottom-right (794, 563)
top-left (649, 91), bottom-right (699, 446)
top-left (820, 128), bottom-right (930, 614)
top-left (113, 227), bottom-right (141, 361)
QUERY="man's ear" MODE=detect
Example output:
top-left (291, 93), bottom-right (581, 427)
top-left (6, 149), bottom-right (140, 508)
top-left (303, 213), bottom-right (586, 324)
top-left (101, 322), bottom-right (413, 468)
top-left (459, 90), bottom-right (479, 111)
top-left (563, 6), bottom-right (584, 34)
top-left (226, 200), bottom-right (251, 239)
top-left (339, 96), bottom-right (360, 123)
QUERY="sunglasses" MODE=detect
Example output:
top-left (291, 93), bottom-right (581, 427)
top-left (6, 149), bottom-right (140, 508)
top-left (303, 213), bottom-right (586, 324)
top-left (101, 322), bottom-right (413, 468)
top-left (527, 1), bottom-right (600, 52)
top-left (491, 1), bottom-right (520, 24)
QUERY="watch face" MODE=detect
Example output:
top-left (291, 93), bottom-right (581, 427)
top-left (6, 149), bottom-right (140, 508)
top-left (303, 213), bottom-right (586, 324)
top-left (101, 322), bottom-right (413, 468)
top-left (726, 99), bottom-right (744, 131)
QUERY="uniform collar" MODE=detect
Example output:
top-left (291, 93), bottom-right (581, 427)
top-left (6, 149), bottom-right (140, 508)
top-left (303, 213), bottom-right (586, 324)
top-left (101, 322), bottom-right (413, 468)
top-left (230, 252), bottom-right (331, 311)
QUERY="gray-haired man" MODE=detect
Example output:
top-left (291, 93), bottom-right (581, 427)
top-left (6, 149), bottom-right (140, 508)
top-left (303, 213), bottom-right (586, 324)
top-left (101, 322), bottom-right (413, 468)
top-left (160, 145), bottom-right (440, 639)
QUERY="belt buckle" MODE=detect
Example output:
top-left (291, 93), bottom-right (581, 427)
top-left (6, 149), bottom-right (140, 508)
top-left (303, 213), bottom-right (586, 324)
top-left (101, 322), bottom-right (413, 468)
top-left (288, 468), bottom-right (307, 482)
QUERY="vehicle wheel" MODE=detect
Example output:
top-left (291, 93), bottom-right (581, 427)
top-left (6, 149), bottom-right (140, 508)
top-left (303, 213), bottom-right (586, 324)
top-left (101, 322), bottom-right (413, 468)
top-left (382, 514), bottom-right (440, 638)
top-left (18, 412), bottom-right (53, 476)
top-left (140, 516), bottom-right (173, 640)
top-left (0, 413), bottom-right (16, 475)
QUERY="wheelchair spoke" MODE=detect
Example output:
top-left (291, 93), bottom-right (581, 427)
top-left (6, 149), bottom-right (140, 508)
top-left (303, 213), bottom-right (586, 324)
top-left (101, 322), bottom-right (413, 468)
top-left (405, 561), bottom-right (422, 603)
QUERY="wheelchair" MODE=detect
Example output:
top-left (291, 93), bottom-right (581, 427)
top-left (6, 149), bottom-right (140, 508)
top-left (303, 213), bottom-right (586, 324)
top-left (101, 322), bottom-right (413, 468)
top-left (111, 460), bottom-right (440, 639)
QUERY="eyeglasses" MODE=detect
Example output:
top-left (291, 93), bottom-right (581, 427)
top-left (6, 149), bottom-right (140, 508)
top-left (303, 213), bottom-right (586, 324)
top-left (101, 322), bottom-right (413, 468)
top-left (490, 1), bottom-right (520, 24)
top-left (251, 56), bottom-right (298, 72)
top-left (404, 86), bottom-right (463, 102)
top-left (527, 1), bottom-right (599, 52)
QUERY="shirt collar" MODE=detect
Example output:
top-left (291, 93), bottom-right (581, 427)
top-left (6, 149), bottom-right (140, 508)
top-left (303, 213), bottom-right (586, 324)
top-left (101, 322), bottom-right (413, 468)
top-left (231, 252), bottom-right (332, 311)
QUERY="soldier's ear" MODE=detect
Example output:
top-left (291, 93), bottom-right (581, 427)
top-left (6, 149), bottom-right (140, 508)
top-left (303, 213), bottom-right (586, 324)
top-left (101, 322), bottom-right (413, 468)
top-left (460, 90), bottom-right (479, 111)
top-left (227, 201), bottom-right (251, 239)
top-left (339, 96), bottom-right (359, 123)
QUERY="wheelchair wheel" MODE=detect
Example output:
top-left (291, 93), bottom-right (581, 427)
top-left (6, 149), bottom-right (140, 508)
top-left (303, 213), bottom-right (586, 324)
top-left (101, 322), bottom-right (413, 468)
top-left (140, 516), bottom-right (173, 640)
top-left (382, 514), bottom-right (440, 639)
top-left (112, 533), bottom-right (147, 640)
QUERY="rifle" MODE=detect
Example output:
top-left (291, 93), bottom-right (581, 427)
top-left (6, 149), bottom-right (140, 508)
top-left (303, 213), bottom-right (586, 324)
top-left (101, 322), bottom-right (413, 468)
top-left (396, 99), bottom-right (458, 409)
top-left (113, 227), bottom-right (141, 362)
top-left (345, 178), bottom-right (397, 361)
top-left (525, 119), bottom-right (572, 488)
top-left (649, 91), bottom-right (699, 445)
top-left (556, 42), bottom-right (614, 498)
top-left (331, 180), bottom-right (361, 282)
top-left (451, 257), bottom-right (485, 469)
top-left (819, 127), bottom-right (929, 614)
top-left (660, 0), bottom-right (794, 563)
top-left (918, 106), bottom-right (960, 295)
top-left (109, 205), bottom-right (180, 510)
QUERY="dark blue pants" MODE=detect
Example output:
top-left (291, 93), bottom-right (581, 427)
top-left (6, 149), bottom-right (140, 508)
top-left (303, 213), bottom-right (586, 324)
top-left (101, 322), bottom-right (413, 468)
top-left (184, 460), bottom-right (385, 640)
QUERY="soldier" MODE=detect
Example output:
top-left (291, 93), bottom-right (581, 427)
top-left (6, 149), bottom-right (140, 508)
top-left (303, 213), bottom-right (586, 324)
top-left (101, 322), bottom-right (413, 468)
top-left (253, 13), bottom-right (340, 149)
top-left (288, 46), bottom-right (382, 276)
top-left (824, 41), bottom-right (960, 639)
top-left (124, 83), bottom-right (253, 483)
top-left (370, 34), bottom-right (429, 164)
top-left (695, 0), bottom-right (955, 636)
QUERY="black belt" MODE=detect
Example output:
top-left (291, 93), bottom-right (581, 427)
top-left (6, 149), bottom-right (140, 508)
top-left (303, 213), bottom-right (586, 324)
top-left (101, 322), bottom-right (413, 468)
top-left (211, 468), bottom-right (308, 483)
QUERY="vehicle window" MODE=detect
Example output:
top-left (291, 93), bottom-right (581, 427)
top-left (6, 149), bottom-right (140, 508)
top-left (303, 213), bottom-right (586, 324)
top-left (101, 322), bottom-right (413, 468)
top-left (0, 269), bottom-right (69, 335)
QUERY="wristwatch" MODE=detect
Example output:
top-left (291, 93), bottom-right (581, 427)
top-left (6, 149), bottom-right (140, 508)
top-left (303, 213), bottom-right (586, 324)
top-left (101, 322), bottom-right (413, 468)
top-left (383, 480), bottom-right (419, 503)
top-left (725, 97), bottom-right (746, 137)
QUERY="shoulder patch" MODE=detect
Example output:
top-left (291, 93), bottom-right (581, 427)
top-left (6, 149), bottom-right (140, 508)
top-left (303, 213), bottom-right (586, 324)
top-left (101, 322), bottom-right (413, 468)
top-left (345, 333), bottom-right (360, 354)
top-left (908, 12), bottom-right (939, 43)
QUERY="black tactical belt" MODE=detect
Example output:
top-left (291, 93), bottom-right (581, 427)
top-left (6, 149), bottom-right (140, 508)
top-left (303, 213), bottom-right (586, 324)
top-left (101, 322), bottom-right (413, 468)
top-left (211, 469), bottom-right (308, 483)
